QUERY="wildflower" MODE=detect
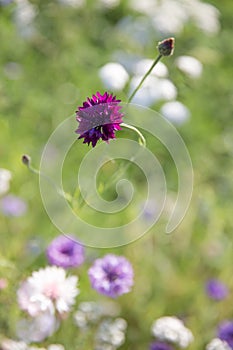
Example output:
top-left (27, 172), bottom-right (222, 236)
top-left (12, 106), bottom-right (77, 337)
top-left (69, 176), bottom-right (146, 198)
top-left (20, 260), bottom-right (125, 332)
top-left (95, 318), bottom-right (127, 349)
top-left (75, 92), bottom-right (124, 147)
top-left (151, 316), bottom-right (194, 348)
top-left (150, 341), bottom-right (174, 350)
top-left (0, 338), bottom-right (28, 350)
top-left (158, 38), bottom-right (175, 56)
top-left (17, 266), bottom-right (79, 317)
top-left (218, 320), bottom-right (233, 349)
top-left (16, 312), bottom-right (58, 343)
top-left (47, 345), bottom-right (65, 350)
top-left (175, 55), bottom-right (203, 78)
top-left (99, 63), bottom-right (129, 91)
top-left (0, 168), bottom-right (11, 196)
top-left (74, 300), bottom-right (120, 329)
top-left (160, 101), bottom-right (190, 125)
top-left (46, 235), bottom-right (85, 269)
top-left (88, 254), bottom-right (134, 298)
top-left (22, 154), bottom-right (31, 166)
top-left (205, 279), bottom-right (228, 301)
top-left (206, 338), bottom-right (231, 350)
top-left (0, 194), bottom-right (27, 217)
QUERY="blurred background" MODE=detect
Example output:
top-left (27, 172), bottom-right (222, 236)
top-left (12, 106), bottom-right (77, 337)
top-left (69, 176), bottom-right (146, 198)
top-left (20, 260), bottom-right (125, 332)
top-left (0, 0), bottom-right (233, 349)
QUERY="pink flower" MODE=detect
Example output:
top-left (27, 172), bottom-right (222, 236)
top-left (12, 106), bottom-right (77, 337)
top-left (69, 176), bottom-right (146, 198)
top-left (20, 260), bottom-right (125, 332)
top-left (17, 266), bottom-right (79, 317)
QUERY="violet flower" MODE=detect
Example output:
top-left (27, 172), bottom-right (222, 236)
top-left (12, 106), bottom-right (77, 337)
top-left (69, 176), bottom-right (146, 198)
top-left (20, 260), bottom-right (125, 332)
top-left (150, 341), bottom-right (174, 350)
top-left (205, 279), bottom-right (228, 301)
top-left (75, 91), bottom-right (124, 147)
top-left (218, 320), bottom-right (233, 349)
top-left (88, 254), bottom-right (134, 298)
top-left (46, 235), bottom-right (85, 269)
top-left (0, 194), bottom-right (27, 217)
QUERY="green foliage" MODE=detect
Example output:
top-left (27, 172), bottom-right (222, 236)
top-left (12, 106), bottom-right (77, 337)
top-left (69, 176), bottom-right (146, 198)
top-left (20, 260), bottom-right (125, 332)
top-left (0, 0), bottom-right (232, 349)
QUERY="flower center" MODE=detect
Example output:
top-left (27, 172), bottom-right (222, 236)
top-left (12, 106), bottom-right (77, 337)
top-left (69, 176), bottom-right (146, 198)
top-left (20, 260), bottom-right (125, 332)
top-left (44, 283), bottom-right (59, 299)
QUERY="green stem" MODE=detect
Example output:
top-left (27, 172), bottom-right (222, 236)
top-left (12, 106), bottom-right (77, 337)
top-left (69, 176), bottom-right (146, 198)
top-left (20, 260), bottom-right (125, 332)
top-left (127, 54), bottom-right (163, 104)
top-left (121, 122), bottom-right (146, 147)
top-left (26, 162), bottom-right (72, 203)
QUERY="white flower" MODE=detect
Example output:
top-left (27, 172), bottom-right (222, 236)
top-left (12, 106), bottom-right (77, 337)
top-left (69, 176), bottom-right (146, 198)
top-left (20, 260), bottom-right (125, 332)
top-left (129, 76), bottom-right (177, 107)
top-left (0, 338), bottom-right (28, 350)
top-left (74, 301), bottom-right (120, 329)
top-left (47, 345), bottom-right (65, 350)
top-left (206, 338), bottom-right (231, 350)
top-left (17, 266), bottom-right (79, 316)
top-left (98, 0), bottom-right (120, 9)
top-left (133, 59), bottom-right (168, 78)
top-left (189, 1), bottom-right (220, 34)
top-left (14, 0), bottom-right (37, 38)
top-left (16, 312), bottom-right (59, 343)
top-left (160, 101), bottom-right (190, 125)
top-left (151, 0), bottom-right (188, 34)
top-left (0, 168), bottom-right (12, 196)
top-left (99, 62), bottom-right (129, 91)
top-left (151, 316), bottom-right (194, 348)
top-left (128, 0), bottom-right (220, 35)
top-left (95, 318), bottom-right (127, 348)
top-left (175, 55), bottom-right (203, 78)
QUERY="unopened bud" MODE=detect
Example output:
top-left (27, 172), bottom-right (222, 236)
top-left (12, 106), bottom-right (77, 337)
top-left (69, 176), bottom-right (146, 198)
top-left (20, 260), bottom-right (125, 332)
top-left (158, 37), bottom-right (175, 56)
top-left (22, 154), bottom-right (31, 166)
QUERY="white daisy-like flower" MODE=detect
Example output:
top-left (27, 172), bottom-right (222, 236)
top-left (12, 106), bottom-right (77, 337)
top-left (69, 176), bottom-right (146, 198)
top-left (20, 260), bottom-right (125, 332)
top-left (160, 101), bottom-right (190, 125)
top-left (151, 316), bottom-right (194, 348)
top-left (17, 266), bottom-right (79, 317)
top-left (175, 55), bottom-right (203, 78)
top-left (0, 168), bottom-right (12, 196)
top-left (99, 62), bottom-right (129, 91)
top-left (206, 338), bottom-right (231, 350)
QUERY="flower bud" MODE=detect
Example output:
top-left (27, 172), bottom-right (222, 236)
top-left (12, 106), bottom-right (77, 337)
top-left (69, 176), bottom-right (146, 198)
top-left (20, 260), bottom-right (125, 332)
top-left (158, 37), bottom-right (175, 56)
top-left (22, 154), bottom-right (31, 166)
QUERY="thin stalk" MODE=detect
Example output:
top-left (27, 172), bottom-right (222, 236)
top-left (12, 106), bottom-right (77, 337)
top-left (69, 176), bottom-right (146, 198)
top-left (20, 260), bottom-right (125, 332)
top-left (127, 54), bottom-right (162, 104)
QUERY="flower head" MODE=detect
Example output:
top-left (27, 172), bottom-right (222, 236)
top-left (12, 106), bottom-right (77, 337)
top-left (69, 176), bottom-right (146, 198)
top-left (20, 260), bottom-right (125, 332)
top-left (0, 168), bottom-right (11, 196)
top-left (218, 320), bottom-right (233, 349)
top-left (0, 194), bottom-right (27, 217)
top-left (17, 266), bottom-right (79, 317)
top-left (88, 254), bottom-right (134, 298)
top-left (95, 318), bottom-right (127, 349)
top-left (75, 92), bottom-right (124, 147)
top-left (205, 279), bottom-right (228, 301)
top-left (158, 38), bottom-right (175, 56)
top-left (206, 338), bottom-right (231, 350)
top-left (46, 235), bottom-right (85, 269)
top-left (16, 312), bottom-right (58, 343)
top-left (150, 341), bottom-right (174, 350)
top-left (151, 316), bottom-right (194, 348)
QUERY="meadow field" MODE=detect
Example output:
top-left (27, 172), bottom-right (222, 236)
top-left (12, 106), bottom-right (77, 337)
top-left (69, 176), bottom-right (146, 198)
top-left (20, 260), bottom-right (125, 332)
top-left (0, 0), bottom-right (233, 349)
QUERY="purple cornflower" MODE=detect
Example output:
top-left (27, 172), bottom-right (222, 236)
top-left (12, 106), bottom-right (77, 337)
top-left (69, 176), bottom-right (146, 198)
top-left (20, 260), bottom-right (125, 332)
top-left (46, 235), bottom-right (85, 268)
top-left (205, 279), bottom-right (229, 301)
top-left (218, 321), bottom-right (233, 349)
top-left (75, 91), bottom-right (124, 147)
top-left (88, 254), bottom-right (134, 298)
top-left (0, 194), bottom-right (27, 217)
top-left (150, 341), bottom-right (174, 350)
